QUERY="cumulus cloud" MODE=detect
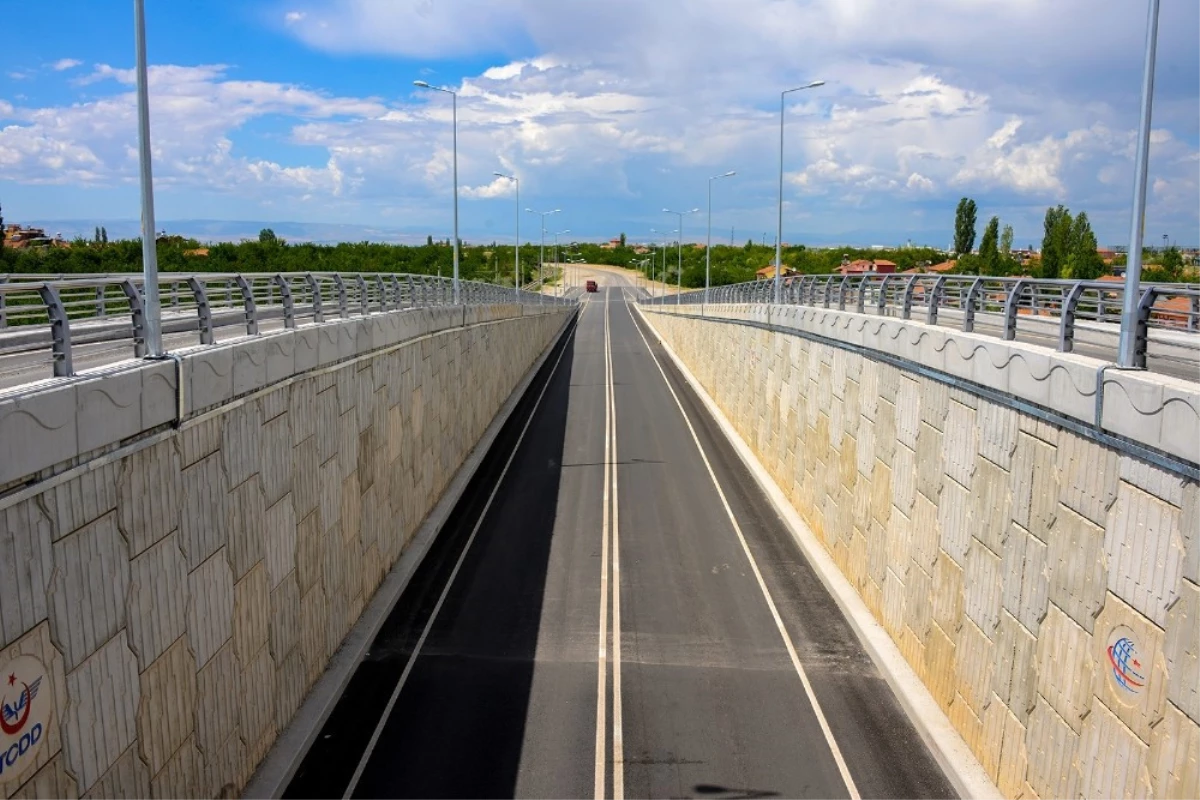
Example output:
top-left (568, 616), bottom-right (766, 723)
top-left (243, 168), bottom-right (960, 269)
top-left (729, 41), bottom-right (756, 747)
top-left (51, 59), bottom-right (82, 72)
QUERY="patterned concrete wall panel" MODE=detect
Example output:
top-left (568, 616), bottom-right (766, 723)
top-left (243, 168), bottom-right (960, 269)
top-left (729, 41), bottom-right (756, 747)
top-left (42, 462), bottom-right (118, 542)
top-left (62, 631), bottom-right (140, 792)
top-left (221, 402), bottom-right (262, 490)
top-left (258, 385), bottom-right (289, 425)
top-left (965, 539), bottom-right (1003, 635)
top-left (338, 412), bottom-right (360, 484)
top-left (1036, 604), bottom-right (1095, 732)
top-left (149, 735), bottom-right (202, 800)
top-left (315, 388), bottom-right (340, 464)
top-left (268, 573), bottom-right (299, 663)
top-left (263, 496), bottom-right (297, 590)
top-left (264, 332), bottom-right (296, 386)
top-left (7, 755), bottom-right (78, 800)
top-left (0, 499), bottom-right (53, 649)
top-left (202, 725), bottom-right (244, 799)
top-left (938, 477), bottom-right (972, 566)
top-left (80, 745), bottom-right (149, 800)
top-left (300, 585), bottom-right (329, 686)
top-left (195, 643), bottom-right (239, 758)
top-left (894, 376), bottom-right (920, 450)
top-left (977, 401), bottom-right (1018, 471)
top-left (915, 423), bottom-right (944, 502)
top-left (187, 550), bottom-right (234, 670)
top-left (1164, 579), bottom-right (1198, 722)
top-left (49, 513), bottom-right (129, 672)
top-left (1057, 435), bottom-right (1119, 526)
top-left (1025, 697), bottom-right (1080, 800)
top-left (259, 413), bottom-right (292, 510)
top-left (891, 444), bottom-right (916, 517)
top-left (1077, 696), bottom-right (1153, 800)
top-left (855, 418), bottom-right (875, 479)
top-left (931, 550), bottom-right (965, 639)
top-left (882, 568), bottom-right (906, 640)
top-left (118, 440), bottom-right (181, 558)
top-left (179, 453), bottom-right (228, 572)
top-left (1092, 594), bottom-right (1169, 744)
top-left (232, 562), bottom-right (269, 668)
top-left (183, 346), bottom-right (234, 416)
top-left (919, 378), bottom-right (949, 432)
top-left (0, 384), bottom-right (77, 488)
top-left (910, 493), bottom-right (940, 573)
top-left (273, 648), bottom-right (305, 734)
top-left (924, 622), bottom-right (957, 712)
top-left (1147, 702), bottom-right (1199, 799)
top-left (136, 635), bottom-right (197, 777)
top-left (943, 400), bottom-right (978, 489)
top-left (903, 562), bottom-right (932, 642)
top-left (227, 476), bottom-right (265, 581)
top-left (239, 647), bottom-right (275, 751)
top-left (1011, 432), bottom-right (1058, 540)
top-left (288, 378), bottom-right (316, 447)
top-left (1002, 523), bottom-right (1049, 636)
top-left (232, 337), bottom-right (268, 399)
top-left (1119, 456), bottom-right (1187, 508)
top-left (1048, 505), bottom-right (1108, 634)
top-left (970, 456), bottom-right (1012, 556)
top-left (74, 371), bottom-right (144, 456)
top-left (127, 532), bottom-right (188, 672)
top-left (177, 416), bottom-right (222, 469)
top-left (295, 511), bottom-right (322, 596)
top-left (291, 436), bottom-right (321, 523)
top-left (993, 609), bottom-right (1038, 723)
top-left (954, 617), bottom-right (995, 716)
top-left (1104, 482), bottom-right (1185, 628)
top-left (319, 458), bottom-right (341, 535)
top-left (875, 399), bottom-right (897, 467)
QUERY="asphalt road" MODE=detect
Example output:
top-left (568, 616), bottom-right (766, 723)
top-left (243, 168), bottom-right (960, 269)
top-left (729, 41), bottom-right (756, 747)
top-left (283, 270), bottom-right (955, 799)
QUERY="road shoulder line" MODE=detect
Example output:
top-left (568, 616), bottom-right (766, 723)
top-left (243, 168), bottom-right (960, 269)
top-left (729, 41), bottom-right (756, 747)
top-left (633, 303), bottom-right (1000, 800)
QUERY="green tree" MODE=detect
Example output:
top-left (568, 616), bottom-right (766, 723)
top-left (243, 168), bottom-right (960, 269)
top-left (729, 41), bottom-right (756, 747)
top-left (94, 226), bottom-right (102, 245)
top-left (259, 228), bottom-right (279, 245)
top-left (1040, 205), bottom-right (1072, 279)
top-left (1063, 212), bottom-right (1104, 280)
top-left (101, 227), bottom-right (108, 246)
top-left (953, 197), bottom-right (977, 255)
top-left (979, 216), bottom-right (1000, 275)
top-left (1000, 224), bottom-right (1013, 257)
top-left (426, 234), bottom-right (434, 246)
top-left (619, 232), bottom-right (627, 248)
top-left (1160, 246), bottom-right (1183, 280)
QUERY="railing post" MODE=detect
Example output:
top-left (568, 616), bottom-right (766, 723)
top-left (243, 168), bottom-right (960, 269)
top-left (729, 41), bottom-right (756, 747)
top-left (275, 275), bottom-right (295, 329)
top-left (38, 284), bottom-right (74, 377)
top-left (837, 276), bottom-right (850, 310)
top-left (333, 274), bottom-right (348, 318)
top-left (96, 286), bottom-right (107, 318)
top-left (1003, 279), bottom-right (1028, 341)
top-left (926, 276), bottom-right (947, 325)
top-left (1058, 282), bottom-right (1087, 352)
top-left (0, 277), bottom-right (7, 329)
top-left (186, 277), bottom-right (214, 345)
top-left (305, 273), bottom-right (324, 323)
top-left (356, 275), bottom-right (369, 316)
top-left (901, 276), bottom-right (919, 320)
top-left (120, 279), bottom-right (148, 358)
top-left (963, 278), bottom-right (983, 332)
top-left (1129, 288), bottom-right (1154, 369)
top-left (1190, 294), bottom-right (1199, 334)
top-left (374, 275), bottom-right (388, 311)
top-left (877, 275), bottom-right (892, 316)
top-left (235, 275), bottom-right (258, 335)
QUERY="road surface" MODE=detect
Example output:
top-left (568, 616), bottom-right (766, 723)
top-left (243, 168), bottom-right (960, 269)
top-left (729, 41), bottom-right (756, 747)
top-left (283, 269), bottom-right (955, 799)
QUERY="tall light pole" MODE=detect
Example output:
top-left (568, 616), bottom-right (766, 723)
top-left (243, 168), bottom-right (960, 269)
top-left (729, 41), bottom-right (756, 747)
top-left (554, 229), bottom-right (570, 295)
top-left (414, 80), bottom-right (460, 304)
top-left (494, 172), bottom-right (519, 297)
top-left (527, 208), bottom-right (560, 302)
top-left (664, 209), bottom-right (698, 305)
top-left (1117, 0), bottom-right (1160, 369)
top-left (134, 0), bottom-right (163, 357)
top-left (776, 80), bottom-right (825, 305)
top-left (651, 228), bottom-right (675, 299)
top-left (706, 171), bottom-right (736, 312)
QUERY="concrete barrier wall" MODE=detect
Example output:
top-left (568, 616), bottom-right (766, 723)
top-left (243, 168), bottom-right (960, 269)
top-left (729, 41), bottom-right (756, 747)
top-left (0, 304), bottom-right (572, 798)
top-left (642, 304), bottom-right (1198, 800)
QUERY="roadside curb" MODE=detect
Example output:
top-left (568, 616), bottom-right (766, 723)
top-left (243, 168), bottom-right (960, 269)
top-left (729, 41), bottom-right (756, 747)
top-left (634, 304), bottom-right (1001, 800)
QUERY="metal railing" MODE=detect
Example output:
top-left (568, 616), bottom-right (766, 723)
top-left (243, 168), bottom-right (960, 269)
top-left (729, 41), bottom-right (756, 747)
top-left (0, 272), bottom-right (572, 380)
top-left (642, 273), bottom-right (1200, 372)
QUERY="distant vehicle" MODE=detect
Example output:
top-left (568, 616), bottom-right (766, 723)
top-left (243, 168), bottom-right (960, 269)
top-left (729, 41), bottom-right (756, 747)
top-left (586, 280), bottom-right (598, 292)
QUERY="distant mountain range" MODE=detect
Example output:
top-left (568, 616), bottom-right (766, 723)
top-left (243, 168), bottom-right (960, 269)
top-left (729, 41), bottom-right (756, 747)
top-left (24, 218), bottom-right (953, 250)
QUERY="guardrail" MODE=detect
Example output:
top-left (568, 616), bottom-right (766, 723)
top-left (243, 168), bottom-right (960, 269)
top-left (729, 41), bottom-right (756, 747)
top-left (0, 271), bottom-right (573, 380)
top-left (642, 273), bottom-right (1200, 372)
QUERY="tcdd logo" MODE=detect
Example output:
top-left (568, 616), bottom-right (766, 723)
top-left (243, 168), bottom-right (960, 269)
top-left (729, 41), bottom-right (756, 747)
top-left (0, 655), bottom-right (51, 786)
top-left (1106, 626), bottom-right (1145, 695)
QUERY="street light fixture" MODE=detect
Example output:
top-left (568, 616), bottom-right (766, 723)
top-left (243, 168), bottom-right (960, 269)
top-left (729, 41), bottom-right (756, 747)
top-left (494, 172), bottom-right (519, 297)
top-left (664, 209), bottom-right (699, 305)
top-left (707, 171), bottom-right (736, 312)
top-left (414, 80), bottom-right (460, 304)
top-left (1117, 0), bottom-right (1160, 369)
top-left (527, 208), bottom-right (561, 302)
top-left (775, 79), bottom-right (825, 305)
top-left (651, 228), bottom-right (677, 300)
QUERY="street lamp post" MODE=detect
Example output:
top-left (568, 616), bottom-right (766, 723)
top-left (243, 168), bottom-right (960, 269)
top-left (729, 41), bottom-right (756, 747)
top-left (653, 228), bottom-right (675, 300)
top-left (414, 80), bottom-right (460, 304)
top-left (554, 229), bottom-right (570, 296)
top-left (527, 208), bottom-right (560, 303)
top-left (664, 209), bottom-right (699, 306)
top-left (706, 171), bottom-right (736, 312)
top-left (134, 0), bottom-right (163, 357)
top-left (1117, 0), bottom-right (1160, 369)
top-left (494, 172), bottom-right (520, 298)
top-left (775, 80), bottom-right (825, 305)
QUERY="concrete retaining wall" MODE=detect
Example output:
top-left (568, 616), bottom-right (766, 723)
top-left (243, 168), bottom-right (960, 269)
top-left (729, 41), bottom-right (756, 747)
top-left (0, 304), bottom-right (572, 798)
top-left (642, 304), bottom-right (1198, 800)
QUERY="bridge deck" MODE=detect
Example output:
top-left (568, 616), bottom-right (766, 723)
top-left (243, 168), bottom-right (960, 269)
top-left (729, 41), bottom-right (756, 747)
top-left (283, 280), bottom-right (955, 799)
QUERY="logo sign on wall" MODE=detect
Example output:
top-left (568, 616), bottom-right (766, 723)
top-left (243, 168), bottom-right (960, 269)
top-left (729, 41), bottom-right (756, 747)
top-left (0, 655), bottom-right (51, 786)
top-left (1106, 626), bottom-right (1145, 696)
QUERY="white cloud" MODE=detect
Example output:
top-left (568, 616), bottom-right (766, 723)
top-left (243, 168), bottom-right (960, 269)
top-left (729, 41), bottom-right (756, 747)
top-left (284, 11), bottom-right (306, 24)
top-left (51, 59), bottom-right (83, 72)
top-left (906, 173), bottom-right (934, 191)
top-left (462, 176), bottom-right (516, 199)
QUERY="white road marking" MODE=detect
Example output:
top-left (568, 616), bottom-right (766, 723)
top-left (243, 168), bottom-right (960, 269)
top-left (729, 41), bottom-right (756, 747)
top-left (341, 314), bottom-right (580, 800)
top-left (624, 303), bottom-right (863, 800)
top-left (594, 292), bottom-right (612, 799)
top-left (609, 290), bottom-right (625, 800)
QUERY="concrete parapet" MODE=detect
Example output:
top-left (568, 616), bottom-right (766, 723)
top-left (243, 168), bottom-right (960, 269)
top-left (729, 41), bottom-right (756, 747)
top-left (0, 303), bottom-right (573, 797)
top-left (641, 304), bottom-right (1199, 800)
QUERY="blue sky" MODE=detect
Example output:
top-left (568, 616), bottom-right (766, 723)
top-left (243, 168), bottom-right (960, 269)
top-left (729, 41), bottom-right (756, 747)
top-left (1, 0), bottom-right (1197, 248)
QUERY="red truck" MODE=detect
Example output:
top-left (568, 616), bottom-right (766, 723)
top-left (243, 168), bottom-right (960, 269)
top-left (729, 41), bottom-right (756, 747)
top-left (585, 280), bottom-right (598, 293)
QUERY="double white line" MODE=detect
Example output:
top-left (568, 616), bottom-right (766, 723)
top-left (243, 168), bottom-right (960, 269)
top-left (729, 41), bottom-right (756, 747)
top-left (594, 289), bottom-right (625, 800)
